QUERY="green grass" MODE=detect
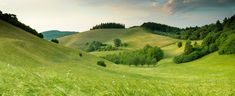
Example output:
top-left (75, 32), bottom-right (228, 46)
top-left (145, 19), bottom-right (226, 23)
top-left (0, 20), bottom-right (235, 95)
top-left (59, 28), bottom-right (177, 50)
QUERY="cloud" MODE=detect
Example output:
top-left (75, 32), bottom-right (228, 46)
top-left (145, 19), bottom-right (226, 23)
top-left (162, 0), bottom-right (235, 15)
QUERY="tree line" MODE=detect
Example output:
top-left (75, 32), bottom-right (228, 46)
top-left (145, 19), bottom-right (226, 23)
top-left (103, 45), bottom-right (164, 66)
top-left (0, 10), bottom-right (43, 38)
top-left (90, 23), bottom-right (125, 30)
top-left (141, 22), bottom-right (181, 34)
top-left (141, 15), bottom-right (235, 41)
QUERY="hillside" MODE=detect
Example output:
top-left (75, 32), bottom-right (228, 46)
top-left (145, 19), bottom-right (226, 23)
top-left (59, 28), bottom-right (177, 50)
top-left (1, 19), bottom-right (235, 95)
top-left (0, 19), bottom-right (114, 66)
top-left (41, 30), bottom-right (77, 40)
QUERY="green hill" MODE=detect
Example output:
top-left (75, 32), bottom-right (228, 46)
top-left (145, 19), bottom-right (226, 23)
top-left (1, 19), bottom-right (235, 95)
top-left (41, 30), bottom-right (77, 40)
top-left (59, 28), bottom-right (177, 50)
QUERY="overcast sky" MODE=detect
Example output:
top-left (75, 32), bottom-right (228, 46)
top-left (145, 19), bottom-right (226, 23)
top-left (0, 0), bottom-right (235, 32)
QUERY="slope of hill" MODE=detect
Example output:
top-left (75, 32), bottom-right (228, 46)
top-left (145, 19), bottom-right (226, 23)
top-left (0, 19), bottom-right (235, 95)
top-left (41, 30), bottom-right (77, 40)
top-left (59, 28), bottom-right (177, 50)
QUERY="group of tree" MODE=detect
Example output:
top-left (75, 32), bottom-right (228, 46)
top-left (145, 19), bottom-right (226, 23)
top-left (103, 45), bottom-right (164, 66)
top-left (174, 29), bottom-right (235, 64)
top-left (141, 22), bottom-right (181, 35)
top-left (0, 10), bottom-right (43, 38)
top-left (86, 39), bottom-right (127, 52)
top-left (90, 23), bottom-right (125, 30)
top-left (141, 15), bottom-right (235, 41)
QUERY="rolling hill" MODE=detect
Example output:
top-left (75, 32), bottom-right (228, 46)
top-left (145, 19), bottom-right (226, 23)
top-left (0, 19), bottom-right (235, 95)
top-left (59, 28), bottom-right (178, 50)
top-left (41, 30), bottom-right (77, 40)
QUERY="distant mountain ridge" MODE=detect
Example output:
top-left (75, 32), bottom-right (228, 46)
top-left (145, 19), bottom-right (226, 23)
top-left (41, 30), bottom-right (78, 40)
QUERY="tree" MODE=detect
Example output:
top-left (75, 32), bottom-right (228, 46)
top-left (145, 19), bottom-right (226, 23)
top-left (79, 53), bottom-right (83, 57)
top-left (184, 41), bottom-right (194, 55)
top-left (113, 38), bottom-right (122, 47)
top-left (215, 20), bottom-right (223, 32)
top-left (103, 45), bottom-right (164, 66)
top-left (51, 39), bottom-right (59, 43)
top-left (177, 41), bottom-right (182, 48)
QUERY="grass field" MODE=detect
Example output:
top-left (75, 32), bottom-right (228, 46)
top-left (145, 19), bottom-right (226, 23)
top-left (0, 20), bottom-right (235, 95)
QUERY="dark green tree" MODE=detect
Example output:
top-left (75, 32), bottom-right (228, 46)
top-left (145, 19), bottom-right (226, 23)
top-left (51, 39), bottom-right (59, 43)
top-left (177, 41), bottom-right (182, 48)
top-left (113, 39), bottom-right (122, 47)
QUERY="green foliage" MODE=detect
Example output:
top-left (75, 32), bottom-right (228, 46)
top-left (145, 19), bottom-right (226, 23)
top-left (174, 51), bottom-right (201, 64)
top-left (97, 60), bottom-right (106, 67)
top-left (177, 41), bottom-right (182, 48)
top-left (86, 41), bottom-right (104, 52)
top-left (86, 41), bottom-right (118, 52)
top-left (184, 41), bottom-right (194, 55)
top-left (51, 39), bottom-right (59, 43)
top-left (219, 34), bottom-right (235, 54)
top-left (141, 22), bottom-right (181, 34)
top-left (215, 20), bottom-right (223, 32)
top-left (79, 53), bottom-right (83, 57)
top-left (113, 38), bottom-right (122, 47)
top-left (0, 10), bottom-right (41, 37)
top-left (104, 45), bottom-right (164, 66)
top-left (121, 43), bottom-right (128, 47)
top-left (91, 23), bottom-right (125, 30)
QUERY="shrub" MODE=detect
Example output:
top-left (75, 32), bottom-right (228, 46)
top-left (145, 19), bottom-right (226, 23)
top-left (97, 61), bottom-right (106, 67)
top-left (114, 39), bottom-right (122, 47)
top-left (121, 43), bottom-right (128, 47)
top-left (51, 39), bottom-right (59, 43)
top-left (209, 43), bottom-right (218, 52)
top-left (177, 41), bottom-right (182, 48)
top-left (79, 53), bottom-right (83, 57)
top-left (86, 41), bottom-right (103, 52)
top-left (219, 35), bottom-right (235, 54)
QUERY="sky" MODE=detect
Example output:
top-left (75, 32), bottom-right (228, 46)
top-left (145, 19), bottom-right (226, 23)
top-left (0, 0), bottom-right (235, 32)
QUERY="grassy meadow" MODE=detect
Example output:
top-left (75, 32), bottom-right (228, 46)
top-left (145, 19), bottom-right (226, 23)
top-left (0, 20), bottom-right (235, 95)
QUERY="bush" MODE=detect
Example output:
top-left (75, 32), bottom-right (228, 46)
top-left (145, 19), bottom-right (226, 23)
top-left (97, 61), bottom-right (106, 67)
top-left (174, 51), bottom-right (201, 64)
top-left (114, 39), bottom-right (122, 47)
top-left (121, 43), bottom-right (128, 47)
top-left (184, 41), bottom-right (194, 55)
top-left (209, 43), bottom-right (218, 52)
top-left (51, 39), bottom-right (59, 43)
top-left (219, 35), bottom-right (235, 54)
top-left (86, 41), bottom-right (104, 52)
top-left (177, 41), bottom-right (182, 48)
